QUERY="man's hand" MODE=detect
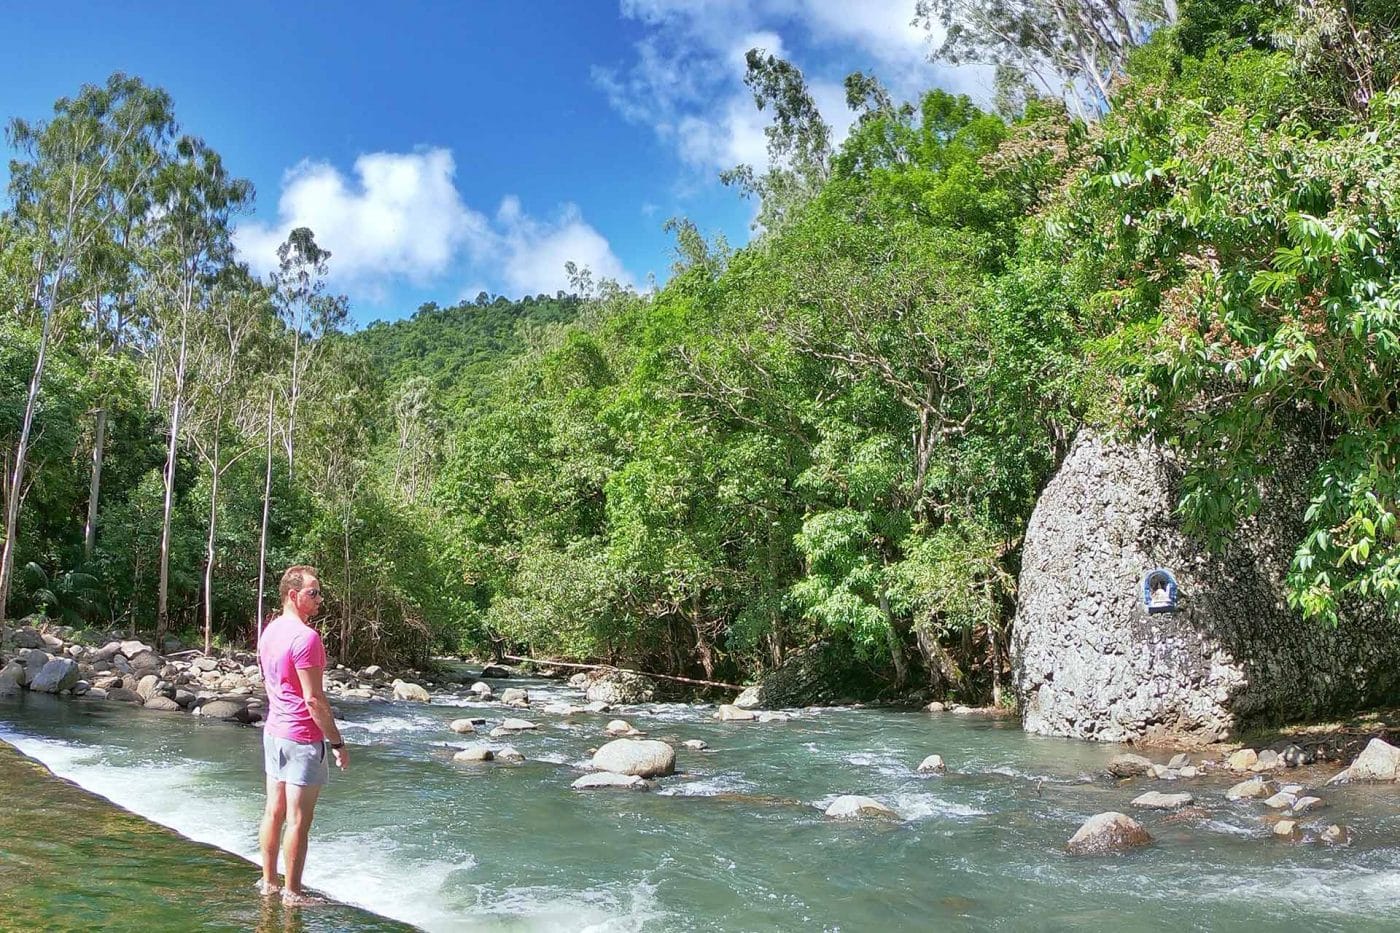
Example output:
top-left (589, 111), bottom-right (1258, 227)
top-left (332, 746), bottom-right (349, 771)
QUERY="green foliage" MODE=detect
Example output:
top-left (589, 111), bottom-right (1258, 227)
top-left (7, 6), bottom-right (1400, 696)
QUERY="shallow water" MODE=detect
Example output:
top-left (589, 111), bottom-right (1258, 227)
top-left (4, 670), bottom-right (1400, 931)
top-left (0, 740), bottom-right (412, 932)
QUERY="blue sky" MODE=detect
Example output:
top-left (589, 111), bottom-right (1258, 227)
top-left (2, 1), bottom-right (987, 324)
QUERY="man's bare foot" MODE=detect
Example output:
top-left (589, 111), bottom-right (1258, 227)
top-left (255, 878), bottom-right (280, 896)
top-left (281, 889), bottom-right (329, 907)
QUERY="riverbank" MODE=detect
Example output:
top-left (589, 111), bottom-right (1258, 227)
top-left (0, 738), bottom-right (415, 932)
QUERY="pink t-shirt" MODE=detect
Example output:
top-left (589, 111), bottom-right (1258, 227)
top-left (258, 613), bottom-right (327, 742)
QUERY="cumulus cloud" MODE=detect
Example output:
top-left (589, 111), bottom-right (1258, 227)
top-left (235, 148), bottom-right (630, 300)
top-left (596, 0), bottom-right (985, 177)
top-left (235, 148), bottom-right (490, 284)
top-left (495, 196), bottom-right (632, 295)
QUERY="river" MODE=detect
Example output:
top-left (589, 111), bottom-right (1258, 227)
top-left (3, 669), bottom-right (1399, 931)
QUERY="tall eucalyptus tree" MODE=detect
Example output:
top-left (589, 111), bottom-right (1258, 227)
top-left (0, 75), bottom-right (174, 628)
top-left (141, 136), bottom-right (250, 641)
top-left (269, 227), bottom-right (347, 485)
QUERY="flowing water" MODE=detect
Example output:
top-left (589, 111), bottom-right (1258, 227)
top-left (4, 670), bottom-right (1400, 932)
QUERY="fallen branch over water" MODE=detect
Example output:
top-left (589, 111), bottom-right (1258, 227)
top-left (501, 655), bottom-right (745, 692)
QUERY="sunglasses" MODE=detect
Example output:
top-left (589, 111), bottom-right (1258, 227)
top-left (301, 588), bottom-right (323, 599)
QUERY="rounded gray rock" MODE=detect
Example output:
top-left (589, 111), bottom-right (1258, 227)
top-left (591, 739), bottom-right (676, 778)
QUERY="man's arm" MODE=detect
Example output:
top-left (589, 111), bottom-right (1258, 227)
top-left (296, 665), bottom-right (349, 770)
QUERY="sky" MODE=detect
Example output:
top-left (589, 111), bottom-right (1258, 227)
top-left (2, 0), bottom-right (989, 325)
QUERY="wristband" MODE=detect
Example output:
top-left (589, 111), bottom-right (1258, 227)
top-left (330, 741), bottom-right (345, 750)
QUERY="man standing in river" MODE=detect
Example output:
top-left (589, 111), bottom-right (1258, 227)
top-left (257, 565), bottom-right (349, 906)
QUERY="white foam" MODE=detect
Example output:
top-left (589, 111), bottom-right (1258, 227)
top-left (1, 728), bottom-right (656, 932)
top-left (842, 751), bottom-right (909, 778)
top-left (343, 713), bottom-right (443, 735)
top-left (655, 773), bottom-right (756, 797)
top-left (889, 792), bottom-right (987, 820)
top-left (1194, 865), bottom-right (1400, 917)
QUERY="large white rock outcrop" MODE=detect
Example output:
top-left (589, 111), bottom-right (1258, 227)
top-left (1013, 431), bottom-right (1400, 745)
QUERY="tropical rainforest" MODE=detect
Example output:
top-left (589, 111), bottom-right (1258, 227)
top-left (2, 0), bottom-right (1397, 704)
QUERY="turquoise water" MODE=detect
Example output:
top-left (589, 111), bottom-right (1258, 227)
top-left (4, 671), bottom-right (1400, 931)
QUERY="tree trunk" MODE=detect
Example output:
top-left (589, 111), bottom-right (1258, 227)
top-left (879, 582), bottom-right (908, 688)
top-left (0, 265), bottom-right (68, 628)
top-left (340, 509), bottom-right (352, 664)
top-left (286, 327), bottom-right (301, 483)
top-left (83, 407), bottom-right (107, 563)
top-left (156, 304), bottom-right (190, 642)
top-left (690, 593), bottom-right (714, 680)
top-left (256, 389), bottom-right (274, 639)
top-left (202, 429), bottom-right (221, 655)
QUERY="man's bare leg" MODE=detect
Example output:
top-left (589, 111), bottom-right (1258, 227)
top-left (282, 781), bottom-right (323, 895)
top-left (259, 776), bottom-right (287, 892)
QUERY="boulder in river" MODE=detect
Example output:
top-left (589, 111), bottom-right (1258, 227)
top-left (1347, 738), bottom-right (1400, 782)
top-left (500, 687), bottom-right (529, 705)
top-left (143, 696), bottom-right (182, 712)
top-left (683, 739), bottom-right (707, 750)
top-left (916, 755), bottom-right (947, 774)
top-left (479, 664), bottom-right (511, 678)
top-left (584, 670), bottom-right (657, 705)
top-left (391, 680), bottom-right (431, 703)
top-left (1130, 792), bottom-right (1194, 810)
top-left (469, 682), bottom-right (493, 698)
top-left (591, 739), bottom-right (675, 778)
top-left (714, 704), bottom-right (755, 722)
top-left (606, 719), bottom-right (642, 736)
top-left (453, 747), bottom-right (494, 763)
top-left (497, 718), bottom-right (538, 732)
top-left (494, 745), bottom-right (525, 763)
top-left (196, 699), bottom-right (251, 722)
top-left (1263, 792), bottom-right (1297, 810)
top-left (1271, 819), bottom-right (1300, 840)
top-left (449, 719), bottom-right (476, 734)
top-left (1106, 754), bottom-right (1153, 779)
top-left (572, 772), bottom-right (650, 790)
top-left (29, 657), bottom-right (80, 693)
top-left (1226, 778), bottom-right (1270, 801)
top-left (1319, 824), bottom-right (1351, 846)
top-left (823, 795), bottom-right (899, 821)
top-left (1227, 749), bottom-right (1258, 771)
top-left (1065, 812), bottom-right (1152, 856)
top-left (733, 686), bottom-right (761, 709)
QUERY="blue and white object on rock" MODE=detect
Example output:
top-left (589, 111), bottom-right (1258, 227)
top-left (1141, 568), bottom-right (1179, 613)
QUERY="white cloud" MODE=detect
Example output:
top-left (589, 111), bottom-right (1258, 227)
top-left (598, 0), bottom-right (987, 178)
top-left (496, 197), bottom-right (632, 295)
top-left (235, 149), bottom-right (630, 300)
top-left (234, 148), bottom-right (490, 285)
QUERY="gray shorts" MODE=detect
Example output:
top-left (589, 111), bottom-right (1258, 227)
top-left (263, 730), bottom-right (330, 786)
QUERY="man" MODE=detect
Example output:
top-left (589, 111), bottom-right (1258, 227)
top-left (257, 564), bottom-right (349, 906)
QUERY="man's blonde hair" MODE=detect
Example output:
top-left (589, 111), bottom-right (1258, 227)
top-left (279, 565), bottom-right (320, 605)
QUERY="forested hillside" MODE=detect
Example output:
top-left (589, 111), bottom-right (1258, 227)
top-left (3, 0), bottom-right (1398, 702)
top-left (354, 293), bottom-right (581, 409)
